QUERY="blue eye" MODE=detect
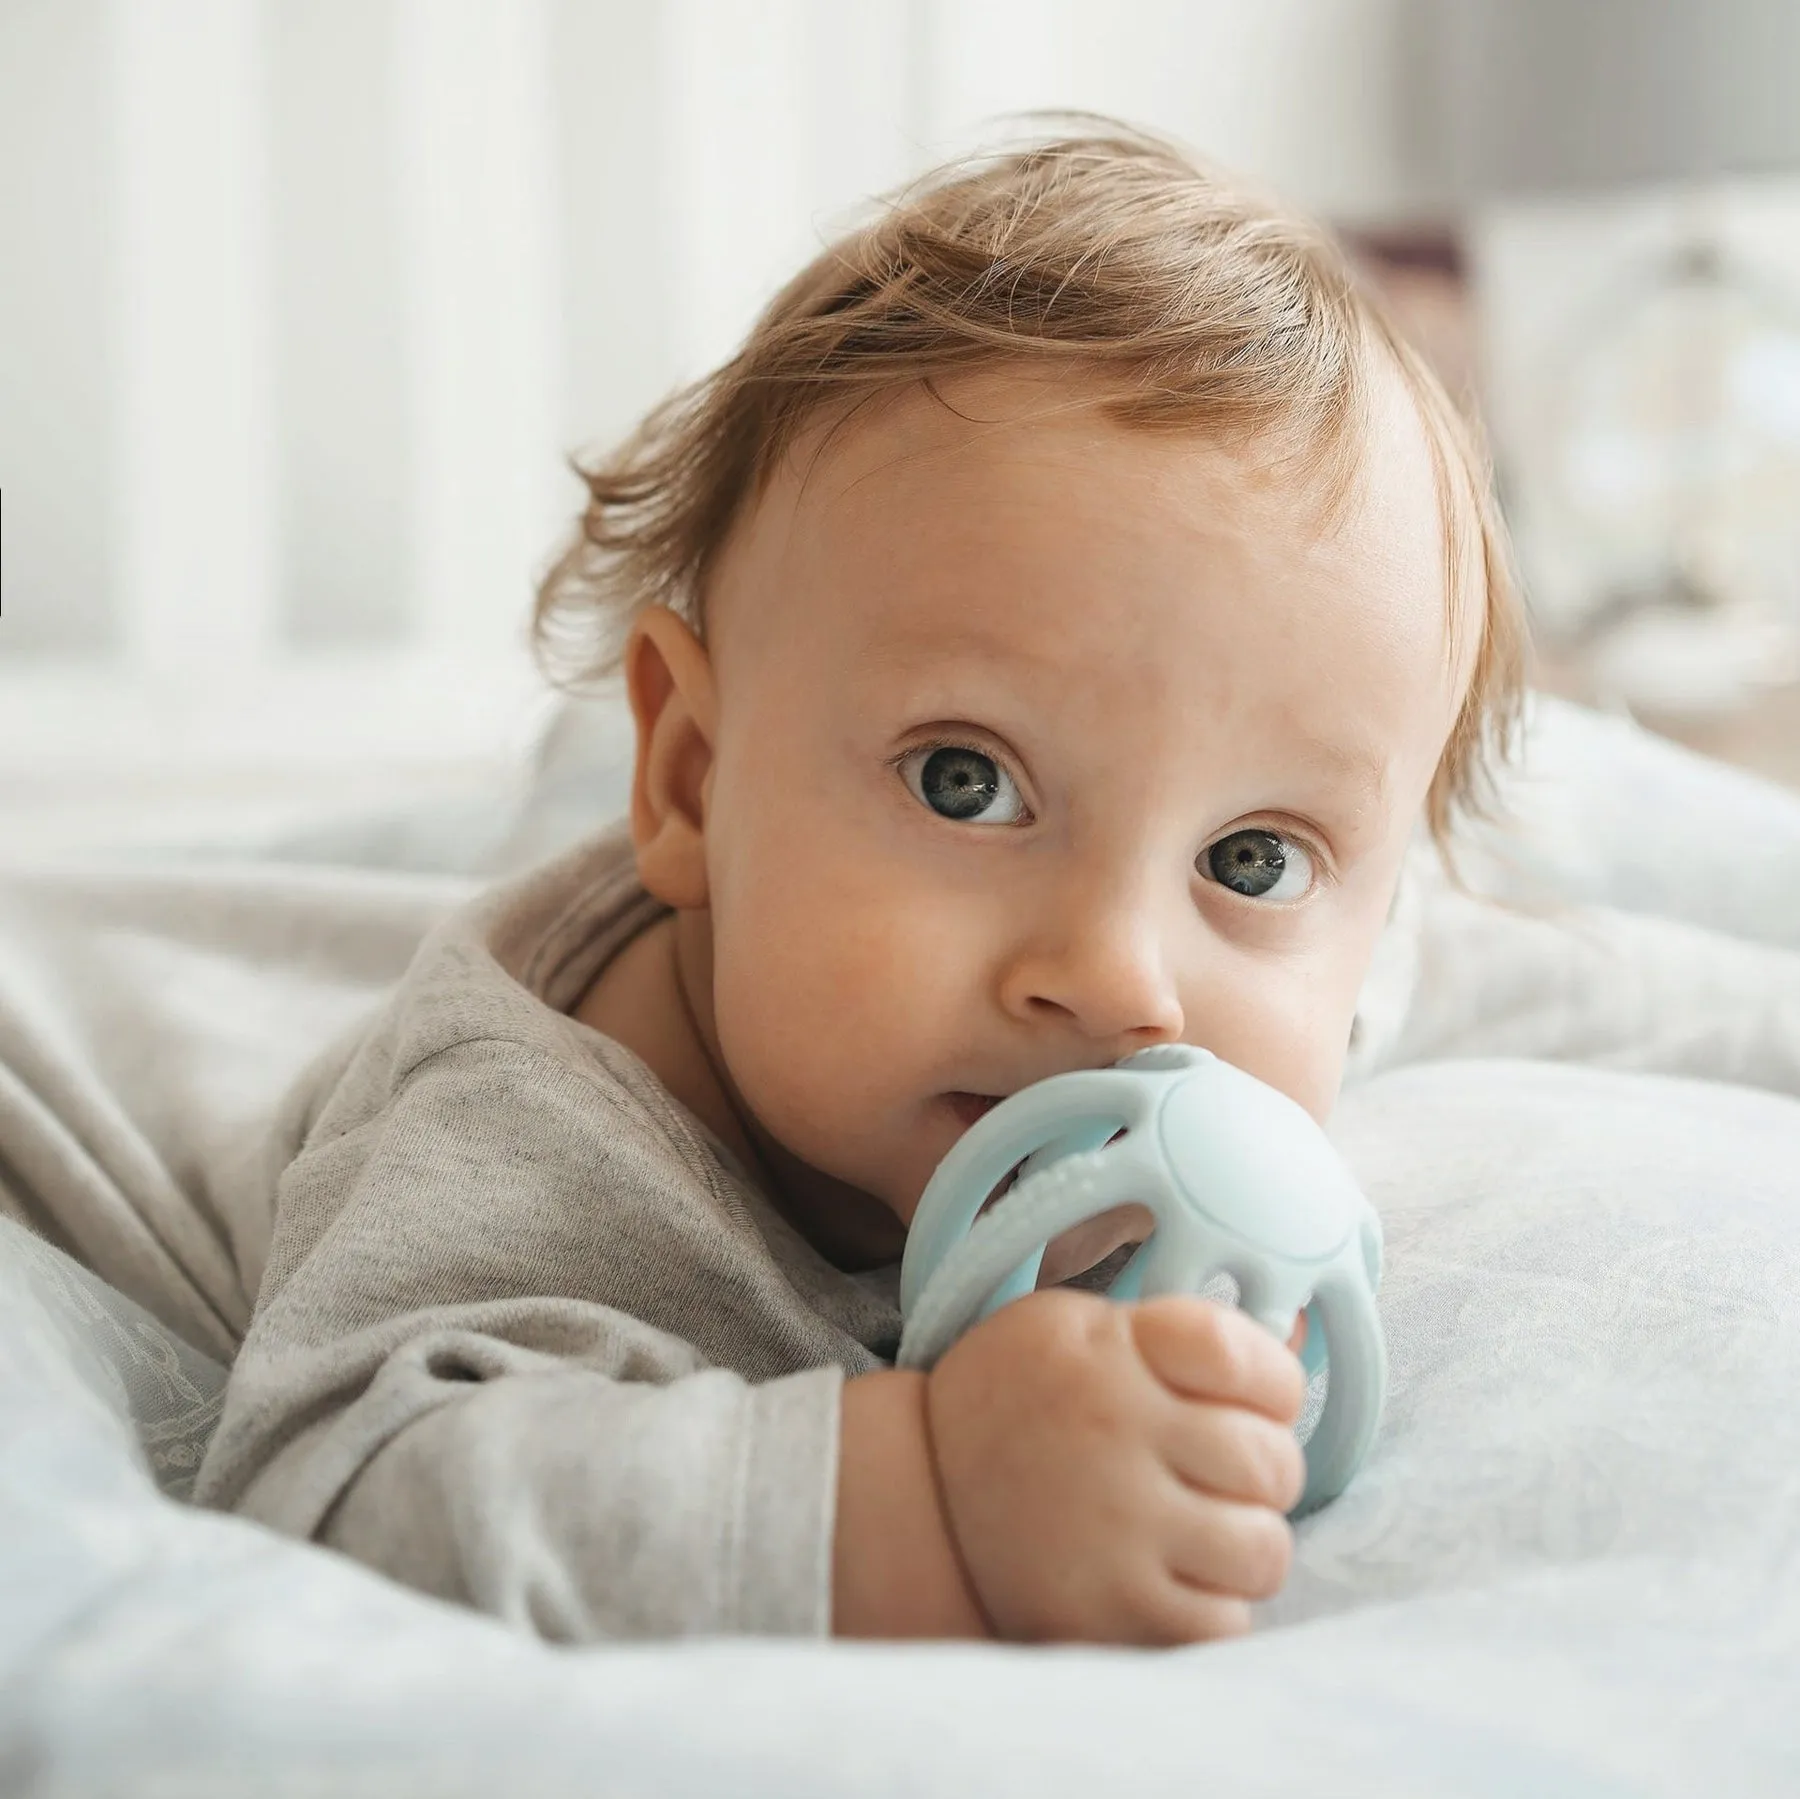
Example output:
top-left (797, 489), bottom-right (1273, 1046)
top-left (902, 745), bottom-right (1026, 824)
top-left (1201, 829), bottom-right (1314, 902)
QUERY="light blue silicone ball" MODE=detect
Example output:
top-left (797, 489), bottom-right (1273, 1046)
top-left (897, 1045), bottom-right (1386, 1515)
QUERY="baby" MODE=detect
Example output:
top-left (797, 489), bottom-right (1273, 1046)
top-left (196, 128), bottom-right (1523, 1645)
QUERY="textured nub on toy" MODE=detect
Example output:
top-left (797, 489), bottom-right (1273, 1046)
top-left (897, 1045), bottom-right (1387, 1516)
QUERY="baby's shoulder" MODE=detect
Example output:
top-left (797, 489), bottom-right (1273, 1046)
top-left (285, 872), bottom-right (736, 1206)
top-left (260, 1005), bottom-right (757, 1318)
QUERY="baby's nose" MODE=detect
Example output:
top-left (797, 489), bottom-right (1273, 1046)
top-left (997, 886), bottom-right (1185, 1046)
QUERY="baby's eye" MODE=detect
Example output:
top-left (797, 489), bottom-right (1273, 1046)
top-left (1200, 828), bottom-right (1314, 902)
top-left (901, 745), bottom-right (1026, 825)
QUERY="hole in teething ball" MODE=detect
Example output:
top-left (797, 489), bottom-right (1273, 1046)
top-left (1199, 1270), bottom-right (1240, 1308)
top-left (972, 1125), bottom-right (1133, 1224)
top-left (971, 1159), bottom-right (1029, 1222)
top-left (1040, 1200), bottom-right (1156, 1289)
top-left (1297, 1357), bottom-right (1327, 1446)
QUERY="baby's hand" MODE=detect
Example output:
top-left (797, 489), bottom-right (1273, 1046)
top-left (925, 1288), bottom-right (1306, 1645)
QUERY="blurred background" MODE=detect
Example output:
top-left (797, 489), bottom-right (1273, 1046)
top-left (4, 0), bottom-right (1800, 855)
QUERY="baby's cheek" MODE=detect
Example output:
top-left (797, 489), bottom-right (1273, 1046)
top-left (1189, 965), bottom-right (1357, 1125)
top-left (711, 901), bottom-right (924, 1130)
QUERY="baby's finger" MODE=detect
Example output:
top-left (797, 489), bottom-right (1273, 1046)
top-left (1114, 1580), bottom-right (1253, 1649)
top-left (1130, 1296), bottom-right (1306, 1424)
top-left (1161, 1400), bottom-right (1306, 1512)
top-left (1163, 1488), bottom-right (1296, 1602)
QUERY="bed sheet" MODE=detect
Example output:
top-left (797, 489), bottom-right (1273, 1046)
top-left (3, 695), bottom-right (1800, 1793)
top-left (4, 1056), bottom-right (1798, 1796)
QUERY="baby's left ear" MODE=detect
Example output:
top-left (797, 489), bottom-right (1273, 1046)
top-left (624, 607), bottom-right (716, 910)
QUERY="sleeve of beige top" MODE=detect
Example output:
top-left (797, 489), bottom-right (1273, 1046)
top-left (313, 1349), bottom-right (841, 1640)
top-left (195, 1038), bottom-right (844, 1641)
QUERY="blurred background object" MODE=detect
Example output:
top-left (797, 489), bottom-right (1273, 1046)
top-left (3, 0), bottom-right (1800, 855)
top-left (1443, 0), bottom-right (1800, 763)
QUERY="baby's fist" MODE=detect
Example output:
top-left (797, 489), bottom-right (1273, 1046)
top-left (925, 1288), bottom-right (1306, 1645)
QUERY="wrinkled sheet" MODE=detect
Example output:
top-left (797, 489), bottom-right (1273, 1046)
top-left (5, 1057), bottom-right (1799, 1796)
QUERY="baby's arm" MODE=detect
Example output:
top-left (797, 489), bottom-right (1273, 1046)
top-left (196, 1040), bottom-right (846, 1640)
top-left (834, 1289), bottom-right (1306, 1644)
top-left (833, 1369), bottom-right (989, 1636)
top-left (204, 1034), bottom-right (1303, 1645)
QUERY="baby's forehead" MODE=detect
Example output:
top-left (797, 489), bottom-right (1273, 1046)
top-left (732, 370), bottom-right (1458, 712)
top-left (783, 373), bottom-right (1310, 545)
top-left (807, 356), bottom-right (1415, 494)
top-left (774, 365), bottom-right (1453, 624)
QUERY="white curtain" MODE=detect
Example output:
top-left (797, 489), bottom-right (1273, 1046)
top-left (0, 0), bottom-right (1427, 834)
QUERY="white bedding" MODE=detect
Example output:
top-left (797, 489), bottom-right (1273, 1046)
top-left (3, 696), bottom-right (1800, 1795)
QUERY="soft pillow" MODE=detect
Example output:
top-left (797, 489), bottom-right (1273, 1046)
top-left (1459, 693), bottom-right (1800, 949)
top-left (4, 1056), bottom-right (1796, 1791)
top-left (1303, 1058), bottom-right (1800, 1619)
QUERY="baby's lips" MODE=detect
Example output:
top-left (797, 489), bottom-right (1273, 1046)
top-left (943, 1091), bottom-right (1003, 1130)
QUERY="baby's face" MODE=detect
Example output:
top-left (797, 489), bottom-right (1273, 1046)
top-left (691, 369), bottom-right (1467, 1244)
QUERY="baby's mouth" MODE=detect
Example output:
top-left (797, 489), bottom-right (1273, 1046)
top-left (944, 1091), bottom-right (1003, 1130)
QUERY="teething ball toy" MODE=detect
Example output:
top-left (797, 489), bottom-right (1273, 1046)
top-left (897, 1045), bottom-right (1386, 1516)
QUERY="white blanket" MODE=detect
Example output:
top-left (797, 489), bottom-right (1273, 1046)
top-left (3, 696), bottom-right (1800, 1794)
top-left (0, 859), bottom-right (469, 1359)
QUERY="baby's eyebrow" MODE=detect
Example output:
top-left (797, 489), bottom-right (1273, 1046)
top-left (865, 622), bottom-right (1396, 807)
top-left (1290, 731), bottom-right (1392, 802)
top-left (864, 622), bottom-right (1067, 679)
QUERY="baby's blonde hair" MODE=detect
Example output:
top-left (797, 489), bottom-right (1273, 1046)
top-left (534, 122), bottom-right (1525, 841)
